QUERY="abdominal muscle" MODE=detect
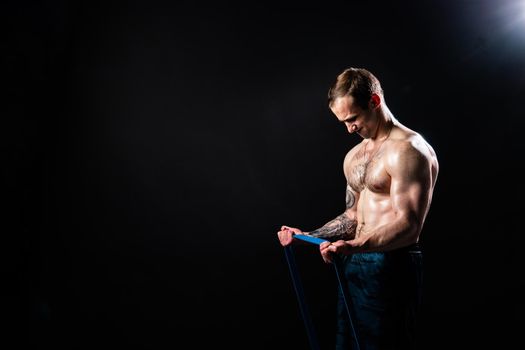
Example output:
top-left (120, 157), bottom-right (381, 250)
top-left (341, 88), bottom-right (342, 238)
top-left (355, 188), bottom-right (395, 239)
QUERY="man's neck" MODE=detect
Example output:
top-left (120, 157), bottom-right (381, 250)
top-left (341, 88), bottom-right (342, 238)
top-left (370, 108), bottom-right (394, 141)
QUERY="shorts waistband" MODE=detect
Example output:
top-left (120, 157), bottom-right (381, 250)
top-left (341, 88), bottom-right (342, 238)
top-left (350, 243), bottom-right (422, 258)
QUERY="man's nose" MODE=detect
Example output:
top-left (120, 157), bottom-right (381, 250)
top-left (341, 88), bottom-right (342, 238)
top-left (346, 123), bottom-right (356, 133)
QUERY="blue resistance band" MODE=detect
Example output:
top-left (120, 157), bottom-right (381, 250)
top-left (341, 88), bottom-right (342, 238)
top-left (284, 234), bottom-right (361, 350)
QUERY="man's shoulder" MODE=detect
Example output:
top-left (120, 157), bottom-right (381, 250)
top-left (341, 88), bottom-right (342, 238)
top-left (386, 132), bottom-right (437, 169)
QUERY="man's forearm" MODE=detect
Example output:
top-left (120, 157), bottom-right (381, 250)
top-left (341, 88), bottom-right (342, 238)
top-left (308, 213), bottom-right (357, 241)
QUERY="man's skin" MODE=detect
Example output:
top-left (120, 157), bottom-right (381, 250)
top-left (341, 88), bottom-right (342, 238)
top-left (277, 93), bottom-right (439, 263)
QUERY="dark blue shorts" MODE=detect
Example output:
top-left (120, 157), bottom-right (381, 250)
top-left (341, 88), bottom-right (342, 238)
top-left (335, 244), bottom-right (423, 350)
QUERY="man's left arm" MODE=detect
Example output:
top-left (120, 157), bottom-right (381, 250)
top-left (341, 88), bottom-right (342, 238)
top-left (358, 141), bottom-right (433, 252)
top-left (323, 141), bottom-right (433, 257)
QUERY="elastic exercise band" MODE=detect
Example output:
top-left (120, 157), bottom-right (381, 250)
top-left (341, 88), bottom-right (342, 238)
top-left (284, 234), bottom-right (361, 350)
top-left (284, 244), bottom-right (321, 350)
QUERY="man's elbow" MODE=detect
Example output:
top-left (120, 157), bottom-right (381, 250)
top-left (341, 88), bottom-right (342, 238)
top-left (398, 214), bottom-right (421, 243)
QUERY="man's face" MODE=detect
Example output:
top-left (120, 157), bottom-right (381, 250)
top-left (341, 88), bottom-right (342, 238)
top-left (330, 96), bottom-right (372, 138)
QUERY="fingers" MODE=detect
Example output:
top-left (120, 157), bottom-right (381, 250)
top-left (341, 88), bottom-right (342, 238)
top-left (320, 242), bottom-right (335, 264)
top-left (277, 229), bottom-right (294, 247)
top-left (319, 241), bottom-right (349, 263)
top-left (333, 240), bottom-right (350, 256)
top-left (277, 225), bottom-right (305, 247)
top-left (281, 225), bottom-right (302, 234)
top-left (319, 241), bottom-right (331, 250)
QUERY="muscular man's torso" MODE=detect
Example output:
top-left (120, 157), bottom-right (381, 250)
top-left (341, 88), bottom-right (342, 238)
top-left (344, 125), bottom-right (439, 239)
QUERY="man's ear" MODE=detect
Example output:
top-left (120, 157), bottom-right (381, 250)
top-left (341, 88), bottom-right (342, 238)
top-left (370, 94), bottom-right (381, 109)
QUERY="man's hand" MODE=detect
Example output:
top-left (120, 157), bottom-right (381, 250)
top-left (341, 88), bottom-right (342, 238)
top-left (277, 225), bottom-right (303, 247)
top-left (319, 240), bottom-right (351, 263)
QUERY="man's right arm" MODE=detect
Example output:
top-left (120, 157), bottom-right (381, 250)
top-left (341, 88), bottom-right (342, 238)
top-left (308, 185), bottom-right (359, 241)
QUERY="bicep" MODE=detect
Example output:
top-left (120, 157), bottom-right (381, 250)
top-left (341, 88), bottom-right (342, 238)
top-left (388, 146), bottom-right (432, 223)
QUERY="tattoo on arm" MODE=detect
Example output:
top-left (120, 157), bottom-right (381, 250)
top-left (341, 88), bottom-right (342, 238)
top-left (346, 187), bottom-right (356, 209)
top-left (309, 213), bottom-right (357, 240)
top-left (309, 185), bottom-right (358, 240)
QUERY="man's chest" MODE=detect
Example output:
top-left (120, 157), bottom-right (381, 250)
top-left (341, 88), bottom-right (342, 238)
top-left (346, 156), bottom-right (391, 194)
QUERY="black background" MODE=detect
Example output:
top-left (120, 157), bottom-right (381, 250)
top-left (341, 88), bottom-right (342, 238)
top-left (6, 1), bottom-right (525, 349)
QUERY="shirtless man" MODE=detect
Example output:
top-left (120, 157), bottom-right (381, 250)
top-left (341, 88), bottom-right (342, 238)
top-left (277, 68), bottom-right (438, 349)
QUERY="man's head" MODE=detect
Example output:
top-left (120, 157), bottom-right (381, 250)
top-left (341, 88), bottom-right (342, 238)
top-left (328, 68), bottom-right (385, 137)
top-left (328, 68), bottom-right (383, 110)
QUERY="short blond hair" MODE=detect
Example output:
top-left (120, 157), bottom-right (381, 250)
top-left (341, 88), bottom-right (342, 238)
top-left (328, 68), bottom-right (383, 110)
